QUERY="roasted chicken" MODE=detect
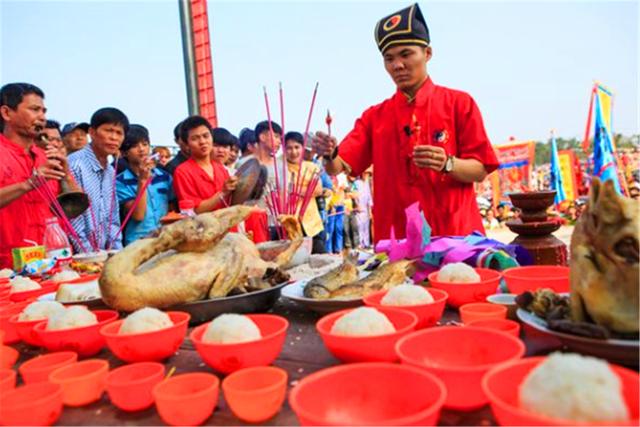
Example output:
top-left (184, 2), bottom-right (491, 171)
top-left (570, 178), bottom-right (639, 334)
top-left (100, 206), bottom-right (301, 311)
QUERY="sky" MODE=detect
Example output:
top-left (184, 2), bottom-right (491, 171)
top-left (1, 0), bottom-right (638, 148)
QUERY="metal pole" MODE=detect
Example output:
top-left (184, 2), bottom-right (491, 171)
top-left (178, 0), bottom-right (199, 116)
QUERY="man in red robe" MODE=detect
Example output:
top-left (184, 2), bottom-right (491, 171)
top-left (313, 3), bottom-right (499, 243)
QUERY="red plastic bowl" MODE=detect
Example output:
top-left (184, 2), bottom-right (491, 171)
top-left (49, 359), bottom-right (109, 406)
top-left (100, 311), bottom-right (190, 362)
top-left (459, 302), bottom-right (507, 324)
top-left (18, 351), bottom-right (78, 384)
top-left (502, 266), bottom-right (570, 294)
top-left (289, 362), bottom-right (447, 426)
top-left (396, 326), bottom-right (525, 411)
top-left (316, 307), bottom-right (418, 363)
top-left (106, 362), bottom-right (165, 412)
top-left (467, 319), bottom-right (521, 337)
top-left (0, 300), bottom-right (33, 344)
top-left (9, 314), bottom-right (44, 346)
top-left (428, 268), bottom-right (502, 308)
top-left (364, 288), bottom-right (448, 329)
top-left (33, 310), bottom-right (119, 357)
top-left (153, 372), bottom-right (220, 426)
top-left (222, 366), bottom-right (288, 423)
top-left (482, 356), bottom-right (640, 426)
top-left (9, 281), bottom-right (59, 303)
top-left (0, 368), bottom-right (16, 392)
top-left (0, 382), bottom-right (63, 426)
top-left (0, 345), bottom-right (19, 369)
top-left (191, 314), bottom-right (288, 374)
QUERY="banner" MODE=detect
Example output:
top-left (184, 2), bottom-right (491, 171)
top-left (493, 141), bottom-right (536, 203)
top-left (550, 133), bottom-right (566, 204)
top-left (558, 150), bottom-right (577, 202)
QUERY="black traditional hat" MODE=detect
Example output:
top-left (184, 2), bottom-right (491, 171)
top-left (374, 3), bottom-right (430, 54)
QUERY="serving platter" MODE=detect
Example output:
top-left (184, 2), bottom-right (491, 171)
top-left (281, 279), bottom-right (364, 314)
top-left (517, 308), bottom-right (639, 367)
top-left (169, 281), bottom-right (288, 325)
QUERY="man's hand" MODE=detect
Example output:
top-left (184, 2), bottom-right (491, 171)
top-left (222, 176), bottom-right (238, 195)
top-left (312, 131), bottom-right (338, 157)
top-left (44, 146), bottom-right (68, 173)
top-left (36, 160), bottom-right (67, 181)
top-left (139, 157), bottom-right (155, 183)
top-left (413, 145), bottom-right (447, 171)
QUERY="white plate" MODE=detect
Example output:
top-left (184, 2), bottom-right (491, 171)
top-left (517, 308), bottom-right (639, 366)
top-left (281, 280), bottom-right (364, 314)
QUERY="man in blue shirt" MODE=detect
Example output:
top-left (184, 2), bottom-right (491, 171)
top-left (69, 108), bottom-right (129, 251)
top-left (116, 125), bottom-right (173, 245)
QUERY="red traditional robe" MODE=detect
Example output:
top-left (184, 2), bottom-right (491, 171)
top-left (339, 78), bottom-right (499, 243)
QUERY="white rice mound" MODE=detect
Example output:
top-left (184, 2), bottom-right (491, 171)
top-left (10, 276), bottom-right (41, 292)
top-left (519, 352), bottom-right (630, 423)
top-left (0, 268), bottom-right (13, 279)
top-left (120, 307), bottom-right (173, 334)
top-left (331, 307), bottom-right (396, 336)
top-left (381, 285), bottom-right (434, 306)
top-left (50, 270), bottom-right (80, 283)
top-left (203, 314), bottom-right (261, 344)
top-left (19, 301), bottom-right (66, 321)
top-left (436, 263), bottom-right (480, 283)
top-left (47, 305), bottom-right (98, 330)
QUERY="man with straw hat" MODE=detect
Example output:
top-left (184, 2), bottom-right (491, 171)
top-left (313, 3), bottom-right (499, 243)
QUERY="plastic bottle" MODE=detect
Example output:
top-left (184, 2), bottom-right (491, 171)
top-left (179, 200), bottom-right (196, 217)
top-left (43, 217), bottom-right (73, 265)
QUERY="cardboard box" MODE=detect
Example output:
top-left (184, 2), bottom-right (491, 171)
top-left (12, 246), bottom-right (46, 272)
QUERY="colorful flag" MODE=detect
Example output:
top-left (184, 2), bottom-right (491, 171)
top-left (549, 132), bottom-right (566, 204)
top-left (592, 85), bottom-right (622, 194)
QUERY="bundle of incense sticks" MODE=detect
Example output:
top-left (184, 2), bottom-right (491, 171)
top-left (262, 83), bottom-right (320, 224)
top-left (31, 172), bottom-right (88, 253)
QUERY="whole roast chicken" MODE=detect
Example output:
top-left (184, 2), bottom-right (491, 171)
top-left (100, 206), bottom-right (301, 311)
top-left (570, 178), bottom-right (639, 334)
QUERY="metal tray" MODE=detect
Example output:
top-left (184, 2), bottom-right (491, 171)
top-left (169, 282), bottom-right (288, 325)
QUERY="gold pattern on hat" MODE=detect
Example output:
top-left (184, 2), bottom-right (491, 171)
top-left (376, 3), bottom-right (416, 49)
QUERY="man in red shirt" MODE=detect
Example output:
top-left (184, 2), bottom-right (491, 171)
top-left (312, 3), bottom-right (499, 242)
top-left (173, 116), bottom-right (238, 213)
top-left (0, 83), bottom-right (79, 269)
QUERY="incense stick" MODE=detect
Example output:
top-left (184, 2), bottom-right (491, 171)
top-left (279, 82), bottom-right (288, 216)
top-left (263, 86), bottom-right (284, 213)
top-left (292, 83), bottom-right (319, 212)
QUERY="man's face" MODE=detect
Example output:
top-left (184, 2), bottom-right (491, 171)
top-left (259, 130), bottom-right (281, 154)
top-left (41, 128), bottom-right (63, 151)
top-left (211, 143), bottom-right (230, 164)
top-left (89, 123), bottom-right (126, 158)
top-left (383, 45), bottom-right (431, 92)
top-left (285, 140), bottom-right (302, 163)
top-left (177, 137), bottom-right (190, 156)
top-left (187, 125), bottom-right (213, 160)
top-left (124, 140), bottom-right (150, 166)
top-left (227, 145), bottom-right (239, 165)
top-left (0, 94), bottom-right (47, 139)
top-left (63, 128), bottom-right (88, 153)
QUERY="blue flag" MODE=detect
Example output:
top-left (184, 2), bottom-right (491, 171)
top-left (549, 133), bottom-right (566, 204)
top-left (592, 87), bottom-right (622, 194)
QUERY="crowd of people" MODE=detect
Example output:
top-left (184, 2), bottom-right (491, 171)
top-left (0, 82), bottom-right (376, 268)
